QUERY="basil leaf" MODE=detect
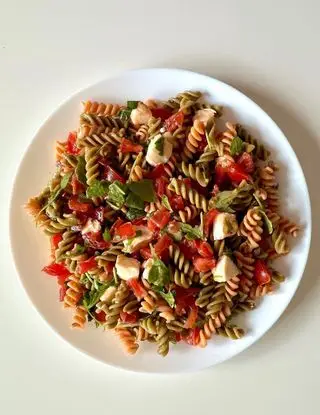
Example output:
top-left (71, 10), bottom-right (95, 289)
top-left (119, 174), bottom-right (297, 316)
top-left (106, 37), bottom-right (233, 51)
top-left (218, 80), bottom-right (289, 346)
top-left (103, 228), bottom-right (111, 242)
top-left (259, 210), bottom-right (273, 234)
top-left (107, 181), bottom-right (128, 208)
top-left (205, 116), bottom-right (216, 149)
top-left (154, 288), bottom-right (175, 308)
top-left (127, 101), bottom-right (139, 110)
top-left (161, 195), bottom-right (172, 211)
top-left (60, 171), bottom-right (73, 189)
top-left (230, 136), bottom-right (244, 157)
top-left (86, 180), bottom-right (110, 198)
top-left (209, 190), bottom-right (236, 213)
top-left (125, 207), bottom-right (145, 220)
top-left (76, 156), bottom-right (87, 185)
top-left (180, 223), bottom-right (203, 240)
top-left (154, 135), bottom-right (165, 156)
top-left (148, 258), bottom-right (170, 287)
top-left (118, 109), bottom-right (131, 126)
top-left (128, 179), bottom-right (155, 202)
top-left (125, 191), bottom-right (144, 210)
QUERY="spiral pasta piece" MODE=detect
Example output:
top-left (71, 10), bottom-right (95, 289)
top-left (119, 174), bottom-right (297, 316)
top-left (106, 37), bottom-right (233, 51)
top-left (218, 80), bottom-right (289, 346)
top-left (79, 129), bottom-right (125, 149)
top-left (182, 120), bottom-right (205, 160)
top-left (147, 117), bottom-right (162, 140)
top-left (82, 101), bottom-right (121, 116)
top-left (64, 274), bottom-right (83, 308)
top-left (168, 245), bottom-right (194, 277)
top-left (237, 124), bottom-right (269, 160)
top-left (272, 227), bottom-right (289, 255)
top-left (179, 161), bottom-right (209, 187)
top-left (136, 124), bottom-right (148, 143)
top-left (196, 146), bottom-right (217, 164)
top-left (223, 276), bottom-right (240, 302)
top-left (217, 325), bottom-right (244, 339)
top-left (278, 217), bottom-right (299, 237)
top-left (168, 178), bottom-right (208, 212)
top-left (239, 208), bottom-right (263, 250)
top-left (85, 147), bottom-right (99, 186)
top-left (198, 316), bottom-right (218, 347)
top-left (163, 90), bottom-right (201, 110)
top-left (115, 328), bottom-right (139, 355)
top-left (170, 267), bottom-right (192, 288)
top-left (80, 113), bottom-right (123, 129)
top-left (206, 286), bottom-right (227, 317)
top-left (156, 323), bottom-right (170, 357)
top-left (72, 305), bottom-right (87, 329)
top-left (55, 231), bottom-right (77, 262)
top-left (175, 205), bottom-right (199, 223)
top-left (105, 282), bottom-right (130, 329)
top-left (220, 122), bottom-right (237, 156)
top-left (140, 316), bottom-right (159, 335)
top-left (196, 284), bottom-right (216, 308)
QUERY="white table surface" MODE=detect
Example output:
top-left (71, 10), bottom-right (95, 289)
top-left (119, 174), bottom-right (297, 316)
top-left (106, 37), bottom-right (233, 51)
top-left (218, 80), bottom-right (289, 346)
top-left (1, 1), bottom-right (319, 414)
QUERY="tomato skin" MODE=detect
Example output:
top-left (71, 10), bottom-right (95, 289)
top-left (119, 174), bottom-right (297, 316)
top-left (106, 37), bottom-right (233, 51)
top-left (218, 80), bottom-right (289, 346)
top-left (140, 247), bottom-right (152, 260)
top-left (119, 138), bottom-right (143, 154)
top-left (195, 241), bottom-right (214, 258)
top-left (59, 285), bottom-right (67, 302)
top-left (68, 197), bottom-right (91, 213)
top-left (77, 257), bottom-right (97, 274)
top-left (237, 152), bottom-right (254, 173)
top-left (154, 234), bottom-right (172, 256)
top-left (178, 239), bottom-right (198, 261)
top-left (42, 263), bottom-right (70, 278)
top-left (145, 164), bottom-right (165, 180)
top-left (175, 287), bottom-right (200, 315)
top-left (151, 107), bottom-right (172, 120)
top-left (203, 209), bottom-right (219, 237)
top-left (184, 304), bottom-right (198, 329)
top-left (169, 194), bottom-right (185, 210)
top-left (148, 208), bottom-right (171, 231)
top-left (165, 110), bottom-right (184, 132)
top-left (228, 163), bottom-right (251, 184)
top-left (82, 232), bottom-right (110, 250)
top-left (71, 174), bottom-right (84, 195)
top-left (194, 257), bottom-right (216, 273)
top-left (132, 217), bottom-right (146, 226)
top-left (50, 233), bottom-right (63, 252)
top-left (215, 164), bottom-right (228, 186)
top-left (184, 328), bottom-right (200, 346)
top-left (66, 132), bottom-right (80, 155)
top-left (103, 165), bottom-right (125, 183)
top-left (114, 222), bottom-right (136, 240)
top-left (120, 311), bottom-right (139, 323)
top-left (127, 279), bottom-right (147, 300)
top-left (95, 310), bottom-right (106, 322)
top-left (110, 218), bottom-right (124, 235)
top-left (254, 260), bottom-right (272, 285)
top-left (155, 177), bottom-right (167, 197)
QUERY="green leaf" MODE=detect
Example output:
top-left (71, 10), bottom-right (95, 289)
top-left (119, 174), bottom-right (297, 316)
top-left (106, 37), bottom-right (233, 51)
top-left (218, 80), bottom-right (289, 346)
top-left (86, 180), bottom-right (110, 198)
top-left (253, 193), bottom-right (265, 210)
top-left (76, 156), bottom-right (87, 185)
top-left (125, 191), bottom-right (144, 210)
top-left (127, 100), bottom-right (139, 110)
top-left (82, 279), bottom-right (114, 310)
top-left (118, 109), bottom-right (132, 126)
top-left (125, 207), bottom-right (145, 220)
top-left (161, 195), bottom-right (172, 211)
top-left (128, 179), bottom-right (155, 202)
top-left (154, 135), bottom-right (165, 156)
top-left (73, 244), bottom-right (86, 254)
top-left (154, 288), bottom-right (175, 308)
top-left (209, 190), bottom-right (236, 213)
top-left (259, 210), bottom-right (273, 234)
top-left (180, 223), bottom-right (203, 240)
top-left (102, 228), bottom-right (111, 242)
top-left (107, 181), bottom-right (128, 208)
top-left (230, 136), bottom-right (244, 157)
top-left (205, 116), bottom-right (216, 149)
top-left (60, 171), bottom-right (73, 189)
top-left (148, 258), bottom-right (170, 287)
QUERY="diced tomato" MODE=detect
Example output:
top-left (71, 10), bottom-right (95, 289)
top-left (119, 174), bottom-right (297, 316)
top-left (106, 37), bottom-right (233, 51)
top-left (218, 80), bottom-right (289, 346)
top-left (184, 328), bottom-right (200, 346)
top-left (254, 260), bottom-right (272, 286)
top-left (203, 208), bottom-right (219, 237)
top-left (127, 279), bottom-right (147, 300)
top-left (50, 234), bottom-right (63, 255)
top-left (71, 174), bottom-right (84, 195)
top-left (77, 257), bottom-right (97, 274)
top-left (175, 287), bottom-right (200, 315)
top-left (154, 234), bottom-right (172, 256)
top-left (140, 246), bottom-right (152, 260)
top-left (182, 177), bottom-right (192, 187)
top-left (68, 196), bottom-right (91, 213)
top-left (175, 332), bottom-right (182, 342)
top-left (151, 107), bottom-right (172, 120)
top-left (114, 222), bottom-right (136, 240)
top-left (59, 285), bottom-right (67, 302)
top-left (179, 239), bottom-right (198, 261)
top-left (165, 110), bottom-right (184, 132)
top-left (132, 217), bottom-right (146, 226)
top-left (82, 232), bottom-right (110, 250)
top-left (119, 138), bottom-right (143, 154)
top-left (169, 194), bottom-right (185, 211)
top-left (194, 257), bottom-right (216, 273)
top-left (155, 177), bottom-right (168, 197)
top-left (66, 132), bottom-right (81, 155)
top-left (214, 164), bottom-right (228, 186)
top-left (228, 162), bottom-right (251, 184)
top-left (120, 311), bottom-right (139, 323)
top-left (237, 152), bottom-right (254, 173)
top-left (42, 263), bottom-right (70, 278)
top-left (145, 164), bottom-right (166, 180)
top-left (195, 240), bottom-right (214, 258)
top-left (147, 208), bottom-right (171, 231)
top-left (105, 262), bottom-right (115, 275)
top-left (102, 165), bottom-right (125, 184)
top-left (110, 218), bottom-right (124, 235)
top-left (184, 304), bottom-right (198, 329)
top-left (95, 311), bottom-right (106, 322)
top-left (215, 156), bottom-right (251, 185)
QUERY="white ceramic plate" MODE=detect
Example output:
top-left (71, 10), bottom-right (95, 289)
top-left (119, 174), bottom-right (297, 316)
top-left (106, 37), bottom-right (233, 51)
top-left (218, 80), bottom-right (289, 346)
top-left (10, 68), bottom-right (311, 373)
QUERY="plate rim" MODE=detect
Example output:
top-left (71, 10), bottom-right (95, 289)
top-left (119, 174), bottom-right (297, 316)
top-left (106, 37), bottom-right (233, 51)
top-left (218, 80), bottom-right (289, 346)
top-left (9, 67), bottom-right (312, 373)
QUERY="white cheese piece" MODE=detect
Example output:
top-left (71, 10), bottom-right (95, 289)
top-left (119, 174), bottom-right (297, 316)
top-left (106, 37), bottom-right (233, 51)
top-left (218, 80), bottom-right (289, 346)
top-left (146, 134), bottom-right (173, 166)
top-left (123, 226), bottom-right (153, 253)
top-left (142, 258), bottom-right (154, 281)
top-left (213, 213), bottom-right (238, 240)
top-left (115, 255), bottom-right (140, 281)
top-left (99, 286), bottom-right (117, 304)
top-left (81, 219), bottom-right (101, 235)
top-left (193, 108), bottom-right (216, 125)
top-left (130, 102), bottom-right (152, 127)
top-left (213, 255), bottom-right (240, 282)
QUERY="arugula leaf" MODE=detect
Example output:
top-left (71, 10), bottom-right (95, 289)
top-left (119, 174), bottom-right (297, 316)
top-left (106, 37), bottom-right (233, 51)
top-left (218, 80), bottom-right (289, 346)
top-left (76, 156), bottom-right (87, 185)
top-left (205, 116), bottom-right (216, 149)
top-left (148, 258), bottom-right (170, 287)
top-left (154, 135), bottom-right (165, 156)
top-left (161, 195), bottom-right (172, 211)
top-left (230, 136), bottom-right (244, 157)
top-left (102, 228), bottom-right (111, 242)
top-left (128, 179), bottom-right (155, 202)
top-left (154, 288), bottom-right (175, 308)
top-left (86, 180), bottom-right (110, 198)
top-left (180, 223), bottom-right (203, 240)
top-left (60, 171), bottom-right (73, 189)
top-left (125, 207), bottom-right (145, 220)
top-left (118, 109), bottom-right (131, 126)
top-left (107, 181), bottom-right (128, 208)
top-left (125, 191), bottom-right (144, 210)
top-left (259, 210), bottom-right (273, 234)
top-left (209, 190), bottom-right (236, 213)
top-left (82, 285), bottom-right (107, 310)
top-left (127, 100), bottom-right (139, 110)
